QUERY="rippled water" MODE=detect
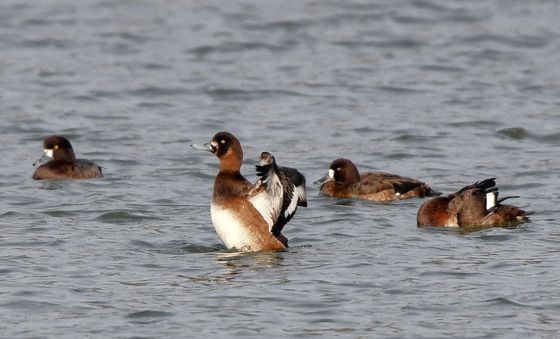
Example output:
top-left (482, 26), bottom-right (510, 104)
top-left (2, 0), bottom-right (560, 337)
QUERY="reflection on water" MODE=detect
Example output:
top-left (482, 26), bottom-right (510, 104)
top-left (215, 251), bottom-right (285, 270)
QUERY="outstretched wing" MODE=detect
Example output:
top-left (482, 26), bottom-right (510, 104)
top-left (272, 166), bottom-right (307, 236)
top-left (250, 152), bottom-right (307, 237)
top-left (249, 153), bottom-right (284, 230)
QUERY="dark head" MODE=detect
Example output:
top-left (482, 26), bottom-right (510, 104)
top-left (192, 131), bottom-right (243, 172)
top-left (34, 135), bottom-right (76, 165)
top-left (258, 151), bottom-right (275, 167)
top-left (314, 158), bottom-right (360, 185)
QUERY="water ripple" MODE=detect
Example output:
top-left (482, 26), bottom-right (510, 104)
top-left (20, 38), bottom-right (74, 49)
top-left (96, 210), bottom-right (161, 224)
top-left (497, 127), bottom-right (560, 144)
top-left (127, 310), bottom-right (174, 318)
top-left (2, 300), bottom-right (62, 312)
top-left (459, 34), bottom-right (550, 49)
top-left (206, 87), bottom-right (306, 100)
top-left (126, 86), bottom-right (189, 98)
top-left (189, 41), bottom-right (288, 57)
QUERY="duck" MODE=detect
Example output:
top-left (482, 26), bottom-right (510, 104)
top-left (417, 178), bottom-right (531, 227)
top-left (32, 135), bottom-right (103, 180)
top-left (192, 131), bottom-right (306, 252)
top-left (314, 158), bottom-right (439, 201)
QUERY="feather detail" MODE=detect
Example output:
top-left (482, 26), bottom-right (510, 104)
top-left (251, 152), bottom-right (307, 241)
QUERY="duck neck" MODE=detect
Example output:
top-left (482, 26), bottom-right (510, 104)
top-left (55, 149), bottom-right (76, 163)
top-left (219, 149), bottom-right (243, 174)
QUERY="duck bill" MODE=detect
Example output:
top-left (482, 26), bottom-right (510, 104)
top-left (314, 168), bottom-right (335, 185)
top-left (191, 142), bottom-right (214, 153)
top-left (313, 173), bottom-right (332, 185)
top-left (33, 149), bottom-right (53, 167)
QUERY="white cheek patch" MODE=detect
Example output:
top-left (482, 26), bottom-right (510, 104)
top-left (210, 141), bottom-right (218, 148)
top-left (328, 169), bottom-right (335, 179)
top-left (44, 149), bottom-right (54, 158)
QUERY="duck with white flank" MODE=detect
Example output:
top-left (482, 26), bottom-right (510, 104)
top-left (192, 131), bottom-right (306, 252)
top-left (417, 178), bottom-right (531, 228)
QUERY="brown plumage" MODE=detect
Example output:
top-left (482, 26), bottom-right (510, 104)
top-left (417, 178), bottom-right (531, 228)
top-left (32, 135), bottom-right (103, 180)
top-left (315, 158), bottom-right (439, 201)
top-left (192, 131), bottom-right (306, 252)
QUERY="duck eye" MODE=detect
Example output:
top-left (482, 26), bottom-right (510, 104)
top-left (336, 167), bottom-right (341, 171)
top-left (221, 140), bottom-right (225, 144)
top-left (54, 145), bottom-right (59, 150)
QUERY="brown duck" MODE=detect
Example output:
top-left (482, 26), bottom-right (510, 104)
top-left (417, 178), bottom-right (531, 227)
top-left (314, 158), bottom-right (439, 202)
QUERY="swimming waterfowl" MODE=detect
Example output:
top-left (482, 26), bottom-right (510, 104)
top-left (32, 135), bottom-right (103, 180)
top-left (192, 131), bottom-right (306, 252)
top-left (314, 158), bottom-right (439, 201)
top-left (417, 178), bottom-right (531, 227)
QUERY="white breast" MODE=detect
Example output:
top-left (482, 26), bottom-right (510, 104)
top-left (210, 203), bottom-right (253, 250)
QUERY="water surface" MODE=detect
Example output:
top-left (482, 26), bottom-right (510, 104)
top-left (1, 0), bottom-right (560, 337)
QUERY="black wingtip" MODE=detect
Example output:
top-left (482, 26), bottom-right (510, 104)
top-left (456, 177), bottom-right (497, 195)
top-left (393, 181), bottom-right (424, 195)
top-left (476, 178), bottom-right (497, 189)
top-left (255, 163), bottom-right (271, 177)
top-left (497, 195), bottom-right (520, 204)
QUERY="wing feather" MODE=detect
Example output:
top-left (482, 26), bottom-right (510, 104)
top-left (250, 153), bottom-right (284, 231)
top-left (251, 153), bottom-right (307, 236)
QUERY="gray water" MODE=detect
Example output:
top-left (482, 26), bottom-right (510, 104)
top-left (1, 0), bottom-right (560, 337)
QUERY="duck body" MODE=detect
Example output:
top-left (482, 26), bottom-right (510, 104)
top-left (417, 178), bottom-right (531, 228)
top-left (32, 135), bottom-right (103, 180)
top-left (210, 169), bottom-right (285, 251)
top-left (193, 132), bottom-right (306, 252)
top-left (315, 158), bottom-right (438, 202)
top-left (33, 159), bottom-right (103, 180)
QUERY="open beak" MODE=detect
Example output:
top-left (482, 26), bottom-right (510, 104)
top-left (33, 149), bottom-right (53, 167)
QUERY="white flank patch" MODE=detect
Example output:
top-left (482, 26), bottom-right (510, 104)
top-left (44, 149), bottom-right (54, 158)
top-left (486, 191), bottom-right (497, 210)
top-left (210, 204), bottom-right (253, 250)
